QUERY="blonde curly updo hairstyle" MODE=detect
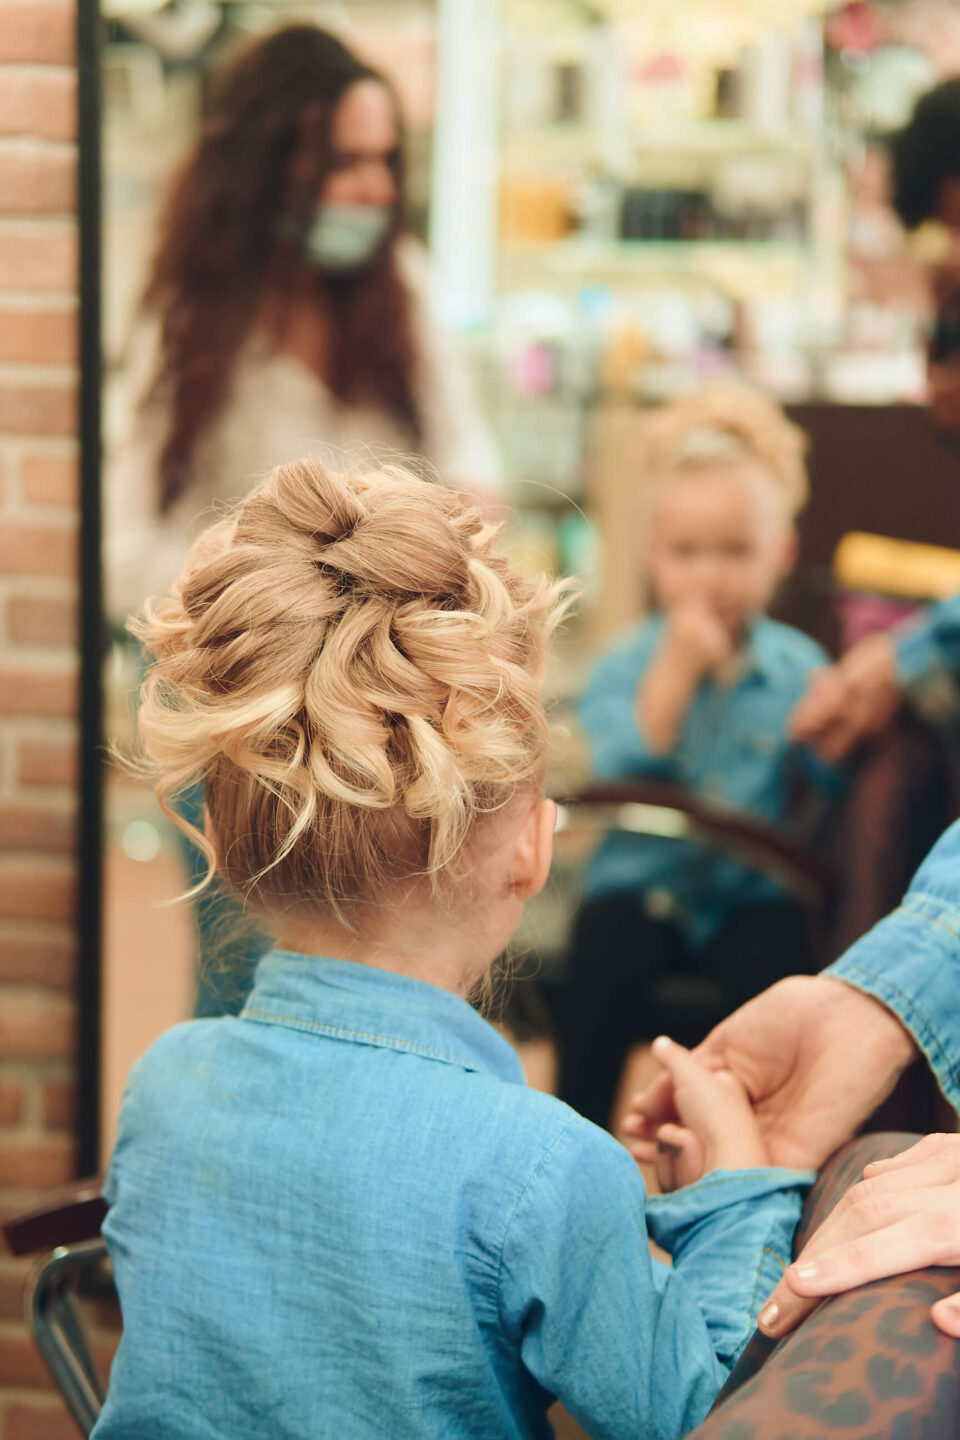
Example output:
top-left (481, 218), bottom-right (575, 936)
top-left (640, 381), bottom-right (809, 519)
top-left (132, 460), bottom-right (570, 925)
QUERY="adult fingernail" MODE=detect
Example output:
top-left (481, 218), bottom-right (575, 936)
top-left (793, 1262), bottom-right (818, 1282)
top-left (652, 1035), bottom-right (672, 1052)
top-left (758, 1302), bottom-right (780, 1334)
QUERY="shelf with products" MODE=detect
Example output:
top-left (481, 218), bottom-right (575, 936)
top-left (498, 239), bottom-right (811, 299)
top-left (502, 119), bottom-right (820, 172)
top-left (435, 2), bottom-right (938, 728)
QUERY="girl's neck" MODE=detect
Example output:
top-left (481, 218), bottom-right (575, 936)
top-left (271, 908), bottom-right (498, 999)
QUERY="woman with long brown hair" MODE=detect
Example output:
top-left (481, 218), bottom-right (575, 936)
top-left (106, 23), bottom-right (500, 1014)
top-left (107, 22), bottom-right (500, 621)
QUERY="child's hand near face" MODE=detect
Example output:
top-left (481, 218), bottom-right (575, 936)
top-left (662, 599), bottom-right (736, 680)
top-left (632, 1035), bottom-right (769, 1192)
top-left (636, 599), bottom-right (736, 754)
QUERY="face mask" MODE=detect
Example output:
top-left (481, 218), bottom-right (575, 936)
top-left (304, 203), bottom-right (392, 273)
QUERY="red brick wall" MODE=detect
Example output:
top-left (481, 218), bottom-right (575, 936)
top-left (0, 3), bottom-right (81, 1435)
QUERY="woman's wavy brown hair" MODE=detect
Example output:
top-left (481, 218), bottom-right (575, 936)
top-left (142, 24), bottom-right (420, 514)
top-left (132, 459), bottom-right (572, 927)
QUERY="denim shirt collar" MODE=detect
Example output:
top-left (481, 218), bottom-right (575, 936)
top-left (736, 625), bottom-right (768, 685)
top-left (240, 949), bottom-right (525, 1084)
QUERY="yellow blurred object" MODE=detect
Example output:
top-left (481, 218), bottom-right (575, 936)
top-left (602, 324), bottom-right (652, 394)
top-left (834, 532), bottom-right (960, 602)
top-left (907, 221), bottom-right (954, 267)
top-left (500, 178), bottom-right (575, 245)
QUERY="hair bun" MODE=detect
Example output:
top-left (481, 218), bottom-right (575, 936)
top-left (322, 485), bottom-right (471, 601)
top-left (132, 457), bottom-right (574, 923)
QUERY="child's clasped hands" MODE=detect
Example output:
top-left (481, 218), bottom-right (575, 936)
top-left (631, 1035), bottom-right (770, 1192)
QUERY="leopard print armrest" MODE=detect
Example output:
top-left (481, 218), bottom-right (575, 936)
top-left (689, 1132), bottom-right (960, 1440)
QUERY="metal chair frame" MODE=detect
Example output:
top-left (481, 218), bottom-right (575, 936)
top-left (26, 1236), bottom-right (110, 1437)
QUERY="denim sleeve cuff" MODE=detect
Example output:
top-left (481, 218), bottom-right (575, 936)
top-left (896, 620), bottom-right (940, 689)
top-left (802, 748), bottom-right (848, 797)
top-left (827, 897), bottom-right (960, 1114)
top-left (647, 1168), bottom-right (814, 1365)
top-left (644, 1167), bottom-right (816, 1253)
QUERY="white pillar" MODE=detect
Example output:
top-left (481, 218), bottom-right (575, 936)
top-left (429, 0), bottom-right (499, 329)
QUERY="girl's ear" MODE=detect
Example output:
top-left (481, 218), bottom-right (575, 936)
top-left (511, 799), bottom-right (555, 902)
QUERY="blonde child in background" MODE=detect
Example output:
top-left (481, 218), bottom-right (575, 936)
top-left (562, 385), bottom-right (843, 1130)
top-left (92, 459), bottom-right (813, 1440)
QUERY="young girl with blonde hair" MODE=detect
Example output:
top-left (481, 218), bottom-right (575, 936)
top-left (93, 458), bottom-right (811, 1440)
top-left (563, 383), bottom-right (843, 1130)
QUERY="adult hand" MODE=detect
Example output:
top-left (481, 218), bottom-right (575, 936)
top-left (788, 632), bottom-right (901, 762)
top-left (757, 1134), bottom-right (960, 1339)
top-left (623, 976), bottom-right (917, 1172)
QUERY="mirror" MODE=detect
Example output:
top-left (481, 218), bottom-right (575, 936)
top-left (92, 0), bottom-right (960, 1169)
top-left (98, 1), bottom-right (445, 1155)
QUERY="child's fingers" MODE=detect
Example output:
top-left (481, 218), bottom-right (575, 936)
top-left (653, 1125), bottom-right (693, 1194)
top-left (654, 1152), bottom-right (677, 1194)
top-left (656, 1123), bottom-right (705, 1191)
top-left (656, 1123), bottom-right (693, 1150)
top-left (621, 1069), bottom-right (678, 1137)
top-left (627, 1139), bottom-right (661, 1164)
top-left (650, 1036), bottom-right (731, 1123)
top-left (654, 1036), bottom-right (756, 1120)
top-left (651, 1035), bottom-right (768, 1175)
top-left (650, 1035), bottom-right (703, 1085)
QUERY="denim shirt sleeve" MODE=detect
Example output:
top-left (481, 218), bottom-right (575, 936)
top-left (793, 742), bottom-right (848, 806)
top-left (101, 1055), bottom-right (145, 1209)
top-left (827, 817), bottom-right (960, 1113)
top-left (497, 1120), bottom-right (812, 1440)
top-left (579, 626), bottom-right (676, 782)
top-left (645, 1166), bottom-right (814, 1362)
top-left (896, 592), bottom-right (960, 688)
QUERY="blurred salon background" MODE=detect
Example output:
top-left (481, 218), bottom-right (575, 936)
top-left (95, 0), bottom-right (960, 1154)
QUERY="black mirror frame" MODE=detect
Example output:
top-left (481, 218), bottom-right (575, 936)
top-left (77, 0), bottom-right (103, 1177)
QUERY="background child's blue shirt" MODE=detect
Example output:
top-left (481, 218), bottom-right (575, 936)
top-left (580, 614), bottom-right (842, 945)
top-left (897, 589), bottom-right (960, 686)
top-left (94, 951), bottom-right (811, 1440)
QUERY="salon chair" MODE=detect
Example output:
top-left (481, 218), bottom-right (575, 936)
top-left (3, 1178), bottom-right (109, 1435)
top-left (4, 1134), bottom-right (956, 1439)
top-left (538, 779), bottom-right (949, 1135)
top-left (530, 777), bottom-right (836, 1105)
top-left (691, 1131), bottom-right (960, 1439)
top-left (824, 533), bottom-right (960, 956)
top-left (557, 778), bottom-right (836, 909)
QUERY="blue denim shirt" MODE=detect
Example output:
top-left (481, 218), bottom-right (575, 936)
top-left (580, 616), bottom-right (841, 945)
top-left (896, 590), bottom-right (960, 687)
top-left (828, 816), bottom-right (960, 1114)
top-left (896, 591), bottom-right (960, 720)
top-left (94, 952), bottom-right (812, 1440)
